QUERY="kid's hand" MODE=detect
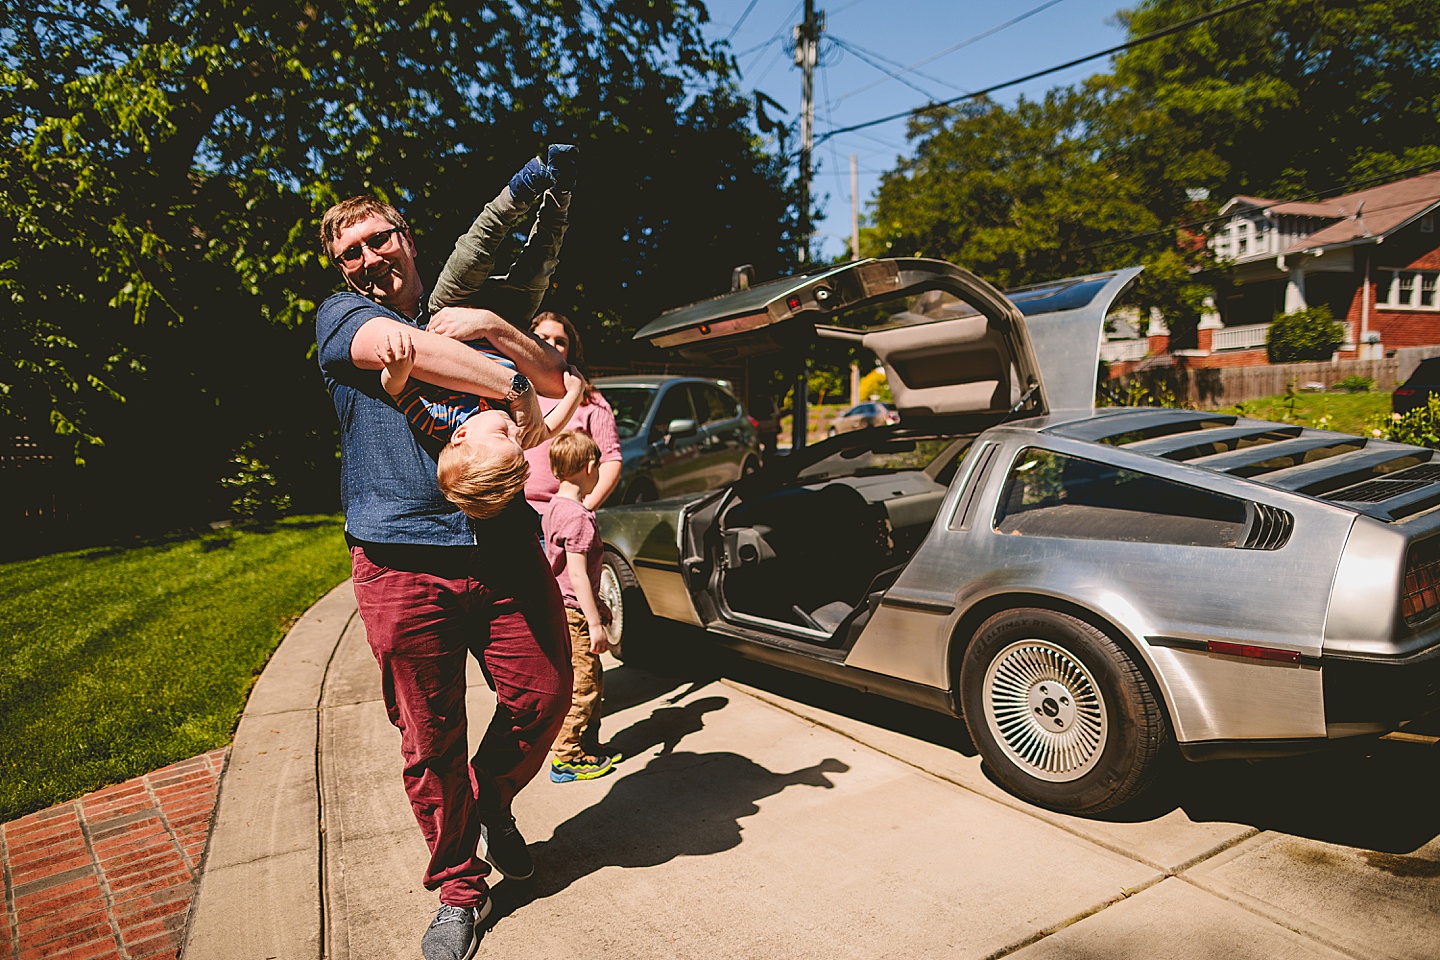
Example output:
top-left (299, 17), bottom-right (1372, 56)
top-left (375, 331), bottom-right (415, 393)
top-left (589, 623), bottom-right (610, 655)
top-left (563, 366), bottom-right (584, 396)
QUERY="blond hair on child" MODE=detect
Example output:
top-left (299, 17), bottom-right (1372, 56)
top-left (548, 430), bottom-right (601, 481)
top-left (437, 441), bottom-right (530, 520)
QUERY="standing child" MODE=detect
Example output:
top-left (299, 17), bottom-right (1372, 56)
top-left (542, 431), bottom-right (620, 782)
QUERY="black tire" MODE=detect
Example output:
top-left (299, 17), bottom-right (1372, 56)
top-left (599, 549), bottom-right (650, 662)
top-left (960, 608), bottom-right (1170, 814)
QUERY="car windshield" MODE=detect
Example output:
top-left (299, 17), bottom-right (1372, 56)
top-left (795, 434), bottom-right (965, 482)
top-left (598, 386), bottom-right (657, 439)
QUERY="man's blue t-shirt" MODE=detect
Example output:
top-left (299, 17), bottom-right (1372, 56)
top-left (316, 291), bottom-right (531, 547)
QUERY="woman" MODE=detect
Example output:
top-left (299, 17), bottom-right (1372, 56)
top-left (523, 311), bottom-right (623, 513)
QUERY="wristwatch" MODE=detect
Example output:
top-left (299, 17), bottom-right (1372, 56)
top-left (503, 372), bottom-right (532, 406)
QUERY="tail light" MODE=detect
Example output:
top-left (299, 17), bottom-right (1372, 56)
top-left (1396, 387), bottom-right (1416, 397)
top-left (748, 415), bottom-right (759, 429)
top-left (1402, 538), bottom-right (1440, 626)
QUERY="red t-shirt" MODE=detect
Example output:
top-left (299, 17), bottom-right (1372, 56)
top-left (542, 496), bottom-right (606, 615)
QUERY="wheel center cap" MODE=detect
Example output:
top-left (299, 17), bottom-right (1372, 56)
top-left (1028, 682), bottom-right (1075, 732)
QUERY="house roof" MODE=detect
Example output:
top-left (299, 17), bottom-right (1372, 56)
top-left (1286, 169), bottom-right (1440, 252)
top-left (1220, 170), bottom-right (1440, 255)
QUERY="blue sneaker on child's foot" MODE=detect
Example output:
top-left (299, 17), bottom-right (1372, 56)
top-left (550, 754), bottom-right (615, 782)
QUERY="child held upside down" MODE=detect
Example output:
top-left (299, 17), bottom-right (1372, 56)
top-left (373, 143), bottom-right (585, 519)
top-left (376, 328), bottom-right (584, 519)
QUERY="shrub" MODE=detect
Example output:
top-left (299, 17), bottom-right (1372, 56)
top-left (1368, 392), bottom-right (1440, 448)
top-left (857, 367), bottom-right (891, 402)
top-left (1266, 306), bottom-right (1344, 363)
top-left (1334, 375), bottom-right (1374, 393)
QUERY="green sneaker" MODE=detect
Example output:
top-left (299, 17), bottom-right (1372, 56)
top-left (550, 754), bottom-right (616, 783)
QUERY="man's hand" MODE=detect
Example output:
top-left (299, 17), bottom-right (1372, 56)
top-left (427, 306), bottom-right (501, 342)
top-left (509, 386), bottom-right (550, 449)
top-left (375, 330), bottom-right (415, 398)
top-left (508, 155), bottom-right (555, 205)
top-left (546, 144), bottom-right (579, 193)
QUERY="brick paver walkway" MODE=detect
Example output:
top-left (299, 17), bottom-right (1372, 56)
top-left (1, 749), bottom-right (227, 960)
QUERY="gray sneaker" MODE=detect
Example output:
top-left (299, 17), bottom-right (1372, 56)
top-left (420, 898), bottom-right (493, 960)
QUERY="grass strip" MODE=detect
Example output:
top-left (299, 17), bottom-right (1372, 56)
top-left (0, 515), bottom-right (350, 821)
top-left (1218, 390), bottom-right (1392, 436)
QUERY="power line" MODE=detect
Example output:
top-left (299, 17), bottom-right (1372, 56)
top-left (816, 0), bottom-right (1273, 145)
top-left (828, 36), bottom-right (943, 103)
top-left (831, 0), bottom-right (1068, 105)
top-left (725, 0), bottom-right (763, 42)
top-left (825, 35), bottom-right (967, 98)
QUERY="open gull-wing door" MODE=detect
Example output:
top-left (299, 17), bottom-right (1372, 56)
top-left (635, 258), bottom-right (1047, 419)
top-left (1000, 266), bottom-right (1145, 412)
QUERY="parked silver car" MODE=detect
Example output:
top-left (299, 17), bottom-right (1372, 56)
top-left (827, 400), bottom-right (898, 437)
top-left (593, 375), bottom-right (761, 505)
top-left (596, 258), bottom-right (1440, 815)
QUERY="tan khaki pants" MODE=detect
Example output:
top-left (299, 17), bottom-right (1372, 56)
top-left (552, 607), bottom-right (605, 762)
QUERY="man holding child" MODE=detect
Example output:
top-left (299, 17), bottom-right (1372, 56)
top-left (315, 148), bottom-right (581, 960)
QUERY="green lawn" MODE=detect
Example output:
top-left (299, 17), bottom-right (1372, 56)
top-left (1216, 389), bottom-right (1393, 436)
top-left (0, 516), bottom-right (351, 821)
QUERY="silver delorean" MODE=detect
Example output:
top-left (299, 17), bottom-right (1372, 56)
top-left (595, 258), bottom-right (1440, 814)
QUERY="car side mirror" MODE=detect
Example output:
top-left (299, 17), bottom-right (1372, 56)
top-left (666, 418), bottom-right (699, 440)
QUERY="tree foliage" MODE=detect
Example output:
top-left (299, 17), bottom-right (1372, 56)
top-left (863, 0), bottom-right (1440, 345)
top-left (1, 0), bottom-right (794, 538)
top-left (1266, 305), bottom-right (1342, 363)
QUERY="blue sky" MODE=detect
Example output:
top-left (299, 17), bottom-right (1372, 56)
top-left (699, 0), bottom-right (1132, 260)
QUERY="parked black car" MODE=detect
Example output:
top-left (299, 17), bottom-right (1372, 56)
top-left (593, 375), bottom-right (761, 505)
top-left (1393, 357), bottom-right (1440, 414)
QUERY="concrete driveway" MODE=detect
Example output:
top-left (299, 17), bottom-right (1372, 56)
top-left (184, 585), bottom-right (1440, 959)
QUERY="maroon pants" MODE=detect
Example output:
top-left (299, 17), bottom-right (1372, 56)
top-left (350, 540), bottom-right (572, 907)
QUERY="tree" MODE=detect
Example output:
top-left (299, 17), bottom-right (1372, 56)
top-left (864, 90), bottom-right (1213, 335)
top-left (1, 0), bottom-right (794, 539)
top-left (1109, 0), bottom-right (1440, 202)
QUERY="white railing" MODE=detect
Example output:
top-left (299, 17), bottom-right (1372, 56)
top-left (1099, 339), bottom-right (1149, 363)
top-left (1211, 321), bottom-right (1356, 352)
top-left (1210, 323), bottom-right (1270, 351)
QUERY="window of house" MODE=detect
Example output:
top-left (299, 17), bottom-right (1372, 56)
top-left (1383, 269), bottom-right (1440, 311)
top-left (994, 448), bottom-right (1250, 547)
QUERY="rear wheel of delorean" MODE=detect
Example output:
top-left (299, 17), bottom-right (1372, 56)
top-left (599, 549), bottom-right (650, 663)
top-left (960, 609), bottom-right (1170, 815)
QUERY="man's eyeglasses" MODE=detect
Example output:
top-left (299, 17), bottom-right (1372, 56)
top-left (334, 227), bottom-right (402, 263)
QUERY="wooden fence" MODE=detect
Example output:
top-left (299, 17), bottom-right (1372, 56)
top-left (1111, 346), bottom-right (1440, 409)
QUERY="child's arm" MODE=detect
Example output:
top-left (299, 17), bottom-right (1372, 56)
top-left (543, 367), bottom-right (586, 435)
top-left (565, 551), bottom-right (610, 655)
top-left (374, 330), bottom-right (416, 399)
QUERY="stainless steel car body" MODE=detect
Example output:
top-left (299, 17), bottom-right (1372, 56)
top-left (600, 257), bottom-right (1440, 810)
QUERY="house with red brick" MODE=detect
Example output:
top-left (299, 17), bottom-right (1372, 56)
top-left (1105, 169), bottom-right (1440, 375)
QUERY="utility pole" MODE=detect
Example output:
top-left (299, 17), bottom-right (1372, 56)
top-left (850, 152), bottom-right (860, 260)
top-left (791, 0), bottom-right (822, 451)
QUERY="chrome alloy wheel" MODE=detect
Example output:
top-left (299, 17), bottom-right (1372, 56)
top-left (981, 638), bottom-right (1108, 783)
top-left (597, 561), bottom-right (624, 649)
